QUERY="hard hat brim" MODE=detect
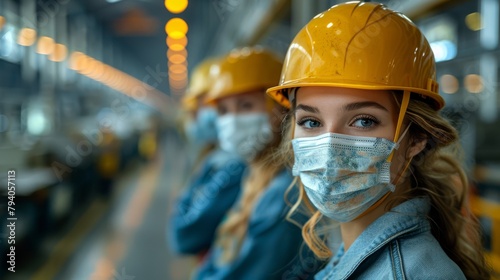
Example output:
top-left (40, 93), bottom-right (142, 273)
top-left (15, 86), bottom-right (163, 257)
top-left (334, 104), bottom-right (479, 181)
top-left (267, 79), bottom-right (444, 110)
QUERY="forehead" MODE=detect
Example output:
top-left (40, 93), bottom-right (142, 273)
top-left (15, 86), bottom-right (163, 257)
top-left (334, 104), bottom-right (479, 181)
top-left (295, 87), bottom-right (397, 109)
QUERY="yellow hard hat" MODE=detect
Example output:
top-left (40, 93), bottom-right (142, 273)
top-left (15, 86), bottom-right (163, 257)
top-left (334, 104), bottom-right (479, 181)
top-left (266, 1), bottom-right (443, 110)
top-left (181, 95), bottom-right (197, 111)
top-left (181, 57), bottom-right (219, 111)
top-left (205, 46), bottom-right (283, 103)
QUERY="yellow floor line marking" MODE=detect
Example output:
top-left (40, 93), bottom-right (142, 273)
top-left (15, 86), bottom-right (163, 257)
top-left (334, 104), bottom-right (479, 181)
top-left (88, 154), bottom-right (165, 280)
top-left (32, 152), bottom-right (164, 280)
top-left (32, 199), bottom-right (108, 280)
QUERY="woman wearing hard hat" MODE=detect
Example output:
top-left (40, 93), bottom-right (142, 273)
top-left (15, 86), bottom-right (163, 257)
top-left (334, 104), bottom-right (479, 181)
top-left (168, 58), bottom-right (246, 260)
top-left (180, 58), bottom-right (221, 170)
top-left (266, 2), bottom-right (490, 279)
top-left (193, 47), bottom-right (324, 279)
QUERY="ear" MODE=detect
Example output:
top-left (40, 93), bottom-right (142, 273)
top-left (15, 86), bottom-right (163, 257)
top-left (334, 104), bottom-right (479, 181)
top-left (407, 135), bottom-right (427, 158)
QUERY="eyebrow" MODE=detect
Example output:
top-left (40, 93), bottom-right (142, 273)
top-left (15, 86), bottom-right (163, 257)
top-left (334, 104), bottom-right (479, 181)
top-left (343, 101), bottom-right (388, 112)
top-left (294, 104), bottom-right (319, 114)
top-left (294, 101), bottom-right (389, 115)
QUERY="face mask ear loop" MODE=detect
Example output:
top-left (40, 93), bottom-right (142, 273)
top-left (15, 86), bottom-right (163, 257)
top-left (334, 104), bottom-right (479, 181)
top-left (392, 155), bottom-right (414, 186)
top-left (387, 90), bottom-right (410, 163)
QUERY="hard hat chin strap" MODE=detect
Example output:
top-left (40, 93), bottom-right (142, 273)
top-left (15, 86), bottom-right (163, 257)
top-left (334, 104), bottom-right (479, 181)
top-left (387, 90), bottom-right (410, 163)
top-left (290, 88), bottom-right (298, 138)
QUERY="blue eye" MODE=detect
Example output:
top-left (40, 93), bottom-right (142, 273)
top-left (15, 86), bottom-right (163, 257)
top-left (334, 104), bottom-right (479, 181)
top-left (352, 117), bottom-right (378, 128)
top-left (298, 118), bottom-right (321, 128)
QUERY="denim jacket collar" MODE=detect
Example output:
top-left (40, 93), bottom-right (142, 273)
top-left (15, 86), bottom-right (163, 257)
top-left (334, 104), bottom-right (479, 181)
top-left (326, 197), bottom-right (431, 280)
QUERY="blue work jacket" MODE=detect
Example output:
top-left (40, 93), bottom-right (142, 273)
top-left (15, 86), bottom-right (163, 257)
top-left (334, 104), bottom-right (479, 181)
top-left (315, 197), bottom-right (466, 280)
top-left (168, 149), bottom-right (246, 254)
top-left (194, 169), bottom-right (325, 280)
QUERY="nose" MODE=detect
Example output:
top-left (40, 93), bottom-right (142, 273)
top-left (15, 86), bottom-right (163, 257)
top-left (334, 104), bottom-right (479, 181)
top-left (325, 122), bottom-right (344, 135)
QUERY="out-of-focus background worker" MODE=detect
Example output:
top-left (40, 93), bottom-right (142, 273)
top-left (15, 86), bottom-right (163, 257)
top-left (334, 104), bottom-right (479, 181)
top-left (167, 58), bottom-right (247, 262)
top-left (178, 58), bottom-right (220, 172)
top-left (193, 46), bottom-right (325, 280)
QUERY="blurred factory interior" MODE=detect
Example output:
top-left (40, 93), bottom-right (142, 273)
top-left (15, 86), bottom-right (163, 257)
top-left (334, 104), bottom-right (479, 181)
top-left (0, 0), bottom-right (499, 279)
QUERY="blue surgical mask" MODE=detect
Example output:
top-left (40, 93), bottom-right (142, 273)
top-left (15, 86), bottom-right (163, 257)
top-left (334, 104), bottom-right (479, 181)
top-left (185, 107), bottom-right (218, 145)
top-left (215, 113), bottom-right (273, 161)
top-left (291, 127), bottom-right (409, 222)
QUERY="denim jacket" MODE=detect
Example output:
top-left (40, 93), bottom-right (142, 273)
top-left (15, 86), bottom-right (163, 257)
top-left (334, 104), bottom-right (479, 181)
top-left (168, 149), bottom-right (246, 254)
top-left (194, 169), bottom-right (325, 280)
top-left (315, 197), bottom-right (466, 280)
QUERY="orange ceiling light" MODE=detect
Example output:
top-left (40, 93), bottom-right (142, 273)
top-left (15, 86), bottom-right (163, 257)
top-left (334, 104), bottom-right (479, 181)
top-left (100, 66), bottom-right (113, 82)
top-left (169, 63), bottom-right (187, 74)
top-left (170, 82), bottom-right (187, 87)
top-left (167, 36), bottom-right (187, 48)
top-left (17, 28), bottom-right (37, 46)
top-left (169, 70), bottom-right (186, 77)
top-left (464, 74), bottom-right (484, 93)
top-left (168, 60), bottom-right (187, 67)
top-left (439, 74), bottom-right (459, 94)
top-left (168, 53), bottom-right (187, 64)
top-left (166, 36), bottom-right (187, 51)
top-left (170, 84), bottom-right (187, 91)
top-left (168, 43), bottom-right (184, 51)
top-left (48, 43), bottom-right (68, 62)
top-left (165, 0), bottom-right (188, 14)
top-left (69, 52), bottom-right (86, 71)
top-left (79, 56), bottom-right (96, 75)
top-left (87, 59), bottom-right (105, 79)
top-left (167, 48), bottom-right (187, 59)
top-left (169, 75), bottom-right (188, 83)
top-left (165, 18), bottom-right (188, 39)
top-left (36, 36), bottom-right (55, 55)
top-left (170, 83), bottom-right (187, 90)
top-left (169, 71), bottom-right (187, 79)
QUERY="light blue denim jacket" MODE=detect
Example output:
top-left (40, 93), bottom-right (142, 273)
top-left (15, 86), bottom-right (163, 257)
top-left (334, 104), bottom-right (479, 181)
top-left (315, 197), bottom-right (466, 280)
top-left (168, 149), bottom-right (246, 254)
top-left (194, 169), bottom-right (325, 280)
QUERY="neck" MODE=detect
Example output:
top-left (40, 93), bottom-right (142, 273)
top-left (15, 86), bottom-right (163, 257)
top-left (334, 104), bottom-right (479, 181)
top-left (339, 195), bottom-right (390, 251)
top-left (339, 180), bottom-right (411, 251)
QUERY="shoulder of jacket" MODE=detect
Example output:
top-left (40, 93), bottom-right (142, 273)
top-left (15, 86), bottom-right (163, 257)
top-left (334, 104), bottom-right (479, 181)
top-left (246, 170), bottom-right (295, 235)
top-left (388, 235), bottom-right (466, 279)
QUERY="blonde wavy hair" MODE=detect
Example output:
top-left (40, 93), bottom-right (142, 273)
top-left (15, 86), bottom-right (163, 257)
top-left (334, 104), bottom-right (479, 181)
top-left (215, 97), bottom-right (287, 263)
top-left (277, 92), bottom-right (491, 280)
